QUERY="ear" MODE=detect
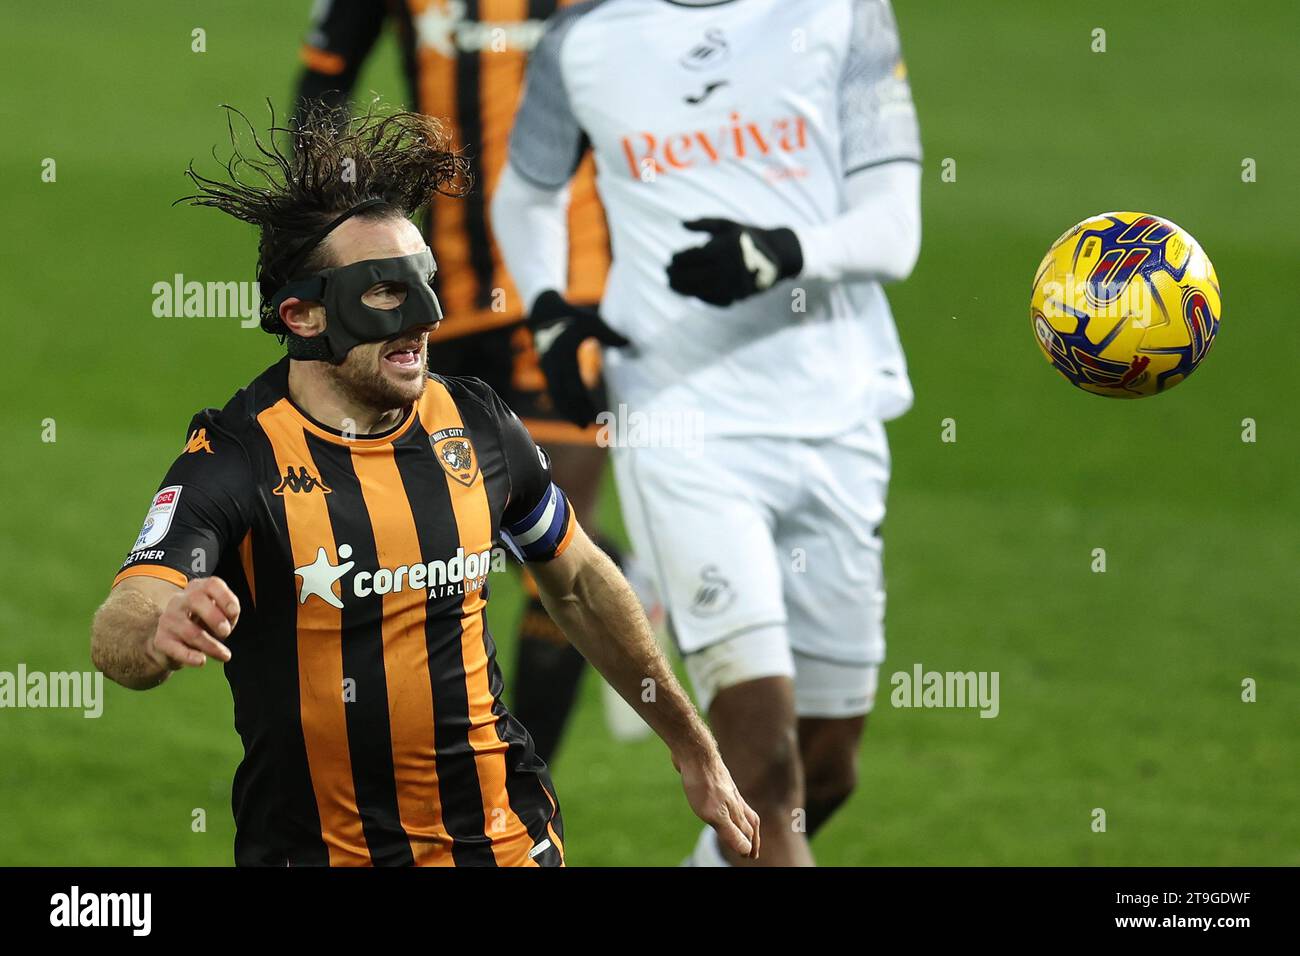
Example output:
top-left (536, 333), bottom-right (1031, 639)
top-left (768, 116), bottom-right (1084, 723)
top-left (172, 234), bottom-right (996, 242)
top-left (279, 297), bottom-right (326, 338)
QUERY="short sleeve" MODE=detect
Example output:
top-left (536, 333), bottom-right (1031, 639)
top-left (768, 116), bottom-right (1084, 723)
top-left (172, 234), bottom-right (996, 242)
top-left (485, 393), bottom-right (577, 563)
top-left (839, 0), bottom-right (922, 174)
top-left (113, 412), bottom-right (252, 589)
top-left (506, 3), bottom-right (593, 189)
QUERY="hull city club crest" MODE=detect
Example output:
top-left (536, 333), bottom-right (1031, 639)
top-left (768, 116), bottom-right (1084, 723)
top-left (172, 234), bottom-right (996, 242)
top-left (430, 428), bottom-right (479, 486)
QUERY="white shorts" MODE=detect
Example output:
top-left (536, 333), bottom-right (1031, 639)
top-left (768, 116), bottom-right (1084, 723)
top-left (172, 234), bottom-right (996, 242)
top-left (612, 421), bottom-right (891, 718)
top-left (681, 624), bottom-right (882, 717)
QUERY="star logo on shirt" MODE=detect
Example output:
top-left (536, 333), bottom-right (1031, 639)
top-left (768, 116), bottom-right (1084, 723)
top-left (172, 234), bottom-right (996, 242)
top-left (294, 544), bottom-right (354, 609)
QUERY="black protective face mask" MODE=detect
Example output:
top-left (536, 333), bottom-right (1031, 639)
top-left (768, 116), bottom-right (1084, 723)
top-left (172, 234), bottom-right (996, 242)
top-left (269, 248), bottom-right (443, 363)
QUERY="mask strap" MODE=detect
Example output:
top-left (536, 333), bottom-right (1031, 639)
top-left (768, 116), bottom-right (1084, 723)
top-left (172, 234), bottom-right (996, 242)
top-left (269, 275), bottom-right (327, 313)
top-left (271, 275), bottom-right (334, 360)
top-left (274, 197), bottom-right (391, 282)
top-left (285, 332), bottom-right (335, 362)
top-left (269, 199), bottom-right (391, 364)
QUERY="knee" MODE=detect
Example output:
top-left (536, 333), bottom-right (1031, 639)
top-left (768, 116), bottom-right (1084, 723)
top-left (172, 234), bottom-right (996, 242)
top-left (804, 750), bottom-right (858, 812)
top-left (732, 730), bottom-right (804, 813)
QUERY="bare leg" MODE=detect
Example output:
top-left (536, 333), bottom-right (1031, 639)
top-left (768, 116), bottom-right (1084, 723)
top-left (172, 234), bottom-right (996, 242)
top-left (797, 714), bottom-right (867, 837)
top-left (708, 676), bottom-right (814, 866)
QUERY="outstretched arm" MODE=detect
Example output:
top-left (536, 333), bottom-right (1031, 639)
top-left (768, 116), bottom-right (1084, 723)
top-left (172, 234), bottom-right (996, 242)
top-left (528, 524), bottom-right (761, 860)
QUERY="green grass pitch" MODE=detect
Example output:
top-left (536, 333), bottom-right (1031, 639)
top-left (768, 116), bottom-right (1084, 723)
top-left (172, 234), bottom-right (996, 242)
top-left (0, 0), bottom-right (1295, 865)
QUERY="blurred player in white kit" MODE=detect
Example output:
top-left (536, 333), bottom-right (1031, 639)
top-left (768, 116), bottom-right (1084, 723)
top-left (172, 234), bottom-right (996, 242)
top-left (492, 0), bottom-right (922, 866)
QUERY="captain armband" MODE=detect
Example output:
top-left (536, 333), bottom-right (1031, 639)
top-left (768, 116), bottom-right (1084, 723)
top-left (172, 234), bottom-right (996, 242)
top-left (500, 482), bottom-right (576, 563)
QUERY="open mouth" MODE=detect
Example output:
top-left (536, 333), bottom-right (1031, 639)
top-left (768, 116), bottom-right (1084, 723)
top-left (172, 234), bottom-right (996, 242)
top-left (382, 339), bottom-right (424, 371)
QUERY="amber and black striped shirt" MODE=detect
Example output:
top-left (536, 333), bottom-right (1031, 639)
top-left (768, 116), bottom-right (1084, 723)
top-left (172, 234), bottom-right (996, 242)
top-left (114, 358), bottom-right (575, 866)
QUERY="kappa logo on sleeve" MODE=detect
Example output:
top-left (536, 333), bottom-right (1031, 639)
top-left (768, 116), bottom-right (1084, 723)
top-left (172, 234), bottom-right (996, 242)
top-left (183, 428), bottom-right (213, 454)
top-left (133, 486), bottom-right (182, 551)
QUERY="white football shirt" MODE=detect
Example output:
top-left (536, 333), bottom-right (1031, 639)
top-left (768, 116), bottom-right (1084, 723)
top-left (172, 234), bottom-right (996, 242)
top-left (508, 0), bottom-right (922, 437)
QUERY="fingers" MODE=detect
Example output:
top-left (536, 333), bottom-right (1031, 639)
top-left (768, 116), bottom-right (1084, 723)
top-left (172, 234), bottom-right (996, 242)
top-left (669, 271), bottom-right (738, 306)
top-left (682, 218), bottom-right (733, 236)
top-left (667, 237), bottom-right (745, 305)
top-left (591, 324), bottom-right (631, 348)
top-left (192, 576), bottom-right (241, 629)
top-left (540, 350), bottom-right (599, 428)
top-left (666, 261), bottom-right (714, 290)
top-left (667, 245), bottom-right (718, 274)
top-left (153, 577), bottom-right (239, 669)
top-left (711, 805), bottom-right (754, 859)
top-left (666, 256), bottom-right (721, 298)
top-left (556, 390), bottom-right (599, 429)
top-left (722, 791), bottom-right (761, 861)
top-left (668, 226), bottom-right (729, 290)
top-left (539, 324), bottom-right (626, 425)
top-left (668, 270), bottom-right (729, 304)
top-left (186, 585), bottom-right (238, 641)
top-left (155, 617), bottom-right (230, 668)
top-left (679, 754), bottom-right (763, 861)
top-left (743, 802), bottom-right (762, 860)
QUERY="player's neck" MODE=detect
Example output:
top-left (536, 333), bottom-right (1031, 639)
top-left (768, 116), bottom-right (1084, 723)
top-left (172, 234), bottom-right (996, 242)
top-left (286, 359), bottom-right (409, 435)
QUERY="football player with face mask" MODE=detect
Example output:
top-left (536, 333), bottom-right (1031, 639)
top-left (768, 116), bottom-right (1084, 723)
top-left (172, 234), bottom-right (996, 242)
top-left (89, 109), bottom-right (758, 868)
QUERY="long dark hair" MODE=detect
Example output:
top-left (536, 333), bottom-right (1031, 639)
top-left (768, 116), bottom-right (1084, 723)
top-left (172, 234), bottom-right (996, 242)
top-left (177, 102), bottom-right (470, 333)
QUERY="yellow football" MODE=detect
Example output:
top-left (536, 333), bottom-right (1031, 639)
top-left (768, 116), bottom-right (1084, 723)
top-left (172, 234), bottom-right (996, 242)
top-left (1030, 212), bottom-right (1221, 398)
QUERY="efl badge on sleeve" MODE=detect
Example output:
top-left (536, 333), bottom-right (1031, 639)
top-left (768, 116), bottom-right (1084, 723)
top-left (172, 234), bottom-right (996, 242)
top-left (134, 485), bottom-right (182, 551)
top-left (430, 429), bottom-right (479, 487)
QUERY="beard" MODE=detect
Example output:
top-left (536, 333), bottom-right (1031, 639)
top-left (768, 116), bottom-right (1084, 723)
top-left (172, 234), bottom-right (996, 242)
top-left (325, 339), bottom-right (427, 414)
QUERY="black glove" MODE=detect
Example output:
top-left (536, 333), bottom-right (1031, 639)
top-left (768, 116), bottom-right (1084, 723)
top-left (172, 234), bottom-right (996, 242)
top-left (666, 218), bottom-right (803, 307)
top-left (529, 290), bottom-right (630, 428)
